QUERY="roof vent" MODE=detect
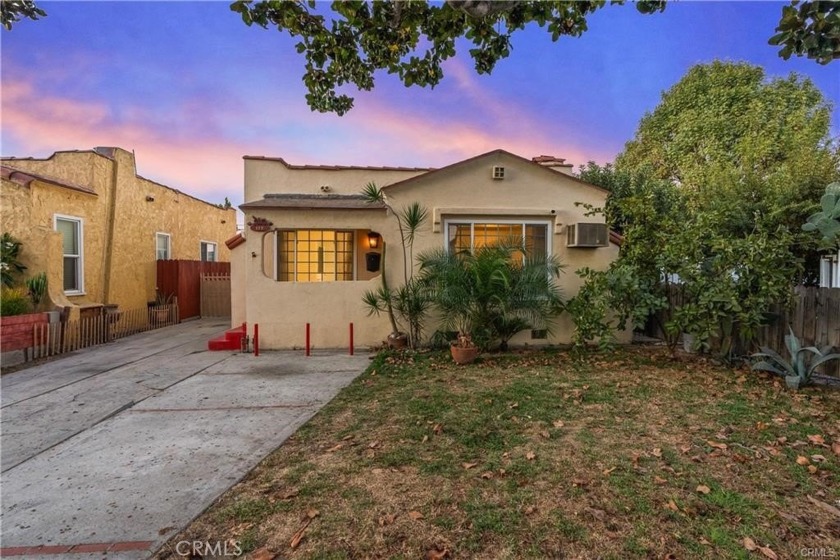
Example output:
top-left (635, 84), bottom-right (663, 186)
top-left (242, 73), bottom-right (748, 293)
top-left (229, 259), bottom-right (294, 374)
top-left (492, 166), bottom-right (505, 180)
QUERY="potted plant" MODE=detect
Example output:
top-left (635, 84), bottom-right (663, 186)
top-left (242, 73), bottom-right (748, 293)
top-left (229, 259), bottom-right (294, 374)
top-left (150, 290), bottom-right (175, 324)
top-left (418, 240), bottom-right (563, 364)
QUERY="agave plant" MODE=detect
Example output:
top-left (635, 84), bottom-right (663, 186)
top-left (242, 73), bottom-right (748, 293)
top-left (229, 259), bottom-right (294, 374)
top-left (751, 327), bottom-right (840, 389)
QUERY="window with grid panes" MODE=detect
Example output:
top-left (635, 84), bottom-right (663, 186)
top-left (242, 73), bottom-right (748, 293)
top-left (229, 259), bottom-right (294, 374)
top-left (275, 230), bottom-right (354, 282)
top-left (446, 222), bottom-right (548, 260)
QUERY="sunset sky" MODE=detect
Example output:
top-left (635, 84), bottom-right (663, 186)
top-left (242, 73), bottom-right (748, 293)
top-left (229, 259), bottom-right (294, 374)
top-left (2, 1), bottom-right (839, 207)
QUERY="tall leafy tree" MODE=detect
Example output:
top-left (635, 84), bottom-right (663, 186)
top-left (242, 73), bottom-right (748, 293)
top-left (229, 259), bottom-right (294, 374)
top-left (616, 60), bottom-right (839, 280)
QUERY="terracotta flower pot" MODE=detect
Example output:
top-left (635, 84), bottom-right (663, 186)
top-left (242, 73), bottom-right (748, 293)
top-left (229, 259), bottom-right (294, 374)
top-left (450, 343), bottom-right (479, 365)
top-left (387, 332), bottom-right (408, 349)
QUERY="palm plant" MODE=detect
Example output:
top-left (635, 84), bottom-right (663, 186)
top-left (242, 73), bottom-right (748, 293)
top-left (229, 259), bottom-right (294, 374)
top-left (751, 327), bottom-right (840, 389)
top-left (418, 240), bottom-right (564, 351)
top-left (361, 183), bottom-right (430, 348)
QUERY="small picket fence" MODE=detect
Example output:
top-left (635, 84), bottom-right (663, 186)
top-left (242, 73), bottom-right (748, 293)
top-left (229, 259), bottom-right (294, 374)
top-left (31, 303), bottom-right (179, 359)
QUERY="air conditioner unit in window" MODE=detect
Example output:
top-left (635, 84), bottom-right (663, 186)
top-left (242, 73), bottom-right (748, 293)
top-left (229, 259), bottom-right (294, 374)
top-left (492, 166), bottom-right (505, 180)
top-left (567, 223), bottom-right (609, 248)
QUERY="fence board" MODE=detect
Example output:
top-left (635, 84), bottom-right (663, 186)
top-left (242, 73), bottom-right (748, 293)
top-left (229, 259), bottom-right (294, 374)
top-left (157, 260), bottom-right (230, 320)
top-left (200, 273), bottom-right (231, 318)
top-left (32, 302), bottom-right (179, 360)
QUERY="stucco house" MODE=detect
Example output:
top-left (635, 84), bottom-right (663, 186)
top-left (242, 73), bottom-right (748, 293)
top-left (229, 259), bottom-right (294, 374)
top-left (230, 149), bottom-right (624, 350)
top-left (1, 147), bottom-right (236, 318)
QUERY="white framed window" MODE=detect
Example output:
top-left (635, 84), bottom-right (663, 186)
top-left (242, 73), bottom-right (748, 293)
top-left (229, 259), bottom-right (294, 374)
top-left (444, 220), bottom-right (551, 259)
top-left (273, 229), bottom-right (354, 282)
top-left (156, 232), bottom-right (171, 260)
top-left (200, 241), bottom-right (217, 262)
top-left (54, 215), bottom-right (84, 294)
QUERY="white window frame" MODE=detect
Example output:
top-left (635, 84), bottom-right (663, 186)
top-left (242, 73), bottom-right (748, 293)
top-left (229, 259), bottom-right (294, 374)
top-left (156, 232), bottom-right (171, 260)
top-left (443, 218), bottom-right (553, 257)
top-left (54, 214), bottom-right (84, 295)
top-left (200, 240), bottom-right (217, 262)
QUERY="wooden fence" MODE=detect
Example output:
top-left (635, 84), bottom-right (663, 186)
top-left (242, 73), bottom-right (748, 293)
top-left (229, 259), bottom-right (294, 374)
top-left (31, 302), bottom-right (179, 359)
top-left (200, 273), bottom-right (231, 318)
top-left (157, 260), bottom-right (230, 320)
top-left (756, 287), bottom-right (840, 376)
top-left (649, 286), bottom-right (840, 376)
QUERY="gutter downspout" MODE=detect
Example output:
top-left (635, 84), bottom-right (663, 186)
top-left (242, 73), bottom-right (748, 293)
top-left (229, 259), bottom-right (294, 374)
top-left (102, 155), bottom-right (120, 304)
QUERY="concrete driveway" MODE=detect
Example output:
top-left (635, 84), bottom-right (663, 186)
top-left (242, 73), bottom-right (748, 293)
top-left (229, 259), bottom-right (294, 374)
top-left (1, 319), bottom-right (369, 559)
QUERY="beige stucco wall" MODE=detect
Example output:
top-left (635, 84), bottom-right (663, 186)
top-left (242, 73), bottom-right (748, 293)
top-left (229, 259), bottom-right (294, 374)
top-left (238, 151), bottom-right (627, 349)
top-left (1, 148), bottom-right (236, 311)
top-left (243, 158), bottom-right (426, 202)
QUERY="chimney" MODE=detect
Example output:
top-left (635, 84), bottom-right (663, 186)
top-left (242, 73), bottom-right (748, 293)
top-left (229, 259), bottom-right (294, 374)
top-left (532, 155), bottom-right (574, 176)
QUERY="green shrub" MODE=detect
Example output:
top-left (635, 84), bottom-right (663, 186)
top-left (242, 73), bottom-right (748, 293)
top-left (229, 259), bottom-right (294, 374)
top-left (1, 287), bottom-right (31, 316)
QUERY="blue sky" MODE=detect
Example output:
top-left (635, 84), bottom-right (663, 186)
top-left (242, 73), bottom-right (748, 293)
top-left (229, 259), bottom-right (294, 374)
top-left (2, 1), bottom-right (838, 206)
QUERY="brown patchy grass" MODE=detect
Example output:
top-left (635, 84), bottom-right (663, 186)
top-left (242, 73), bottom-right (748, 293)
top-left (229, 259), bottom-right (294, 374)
top-left (155, 347), bottom-right (840, 559)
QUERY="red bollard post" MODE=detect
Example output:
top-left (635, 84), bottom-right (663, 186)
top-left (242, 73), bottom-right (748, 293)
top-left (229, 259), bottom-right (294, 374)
top-left (305, 323), bottom-right (311, 357)
top-left (349, 322), bottom-right (354, 356)
top-left (254, 324), bottom-right (259, 357)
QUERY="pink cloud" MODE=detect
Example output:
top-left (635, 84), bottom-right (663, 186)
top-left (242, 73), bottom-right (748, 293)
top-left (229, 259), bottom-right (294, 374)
top-left (1, 78), bottom-right (322, 203)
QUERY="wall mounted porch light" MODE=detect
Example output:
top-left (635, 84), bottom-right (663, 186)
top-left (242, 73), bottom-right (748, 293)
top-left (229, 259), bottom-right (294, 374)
top-left (367, 231), bottom-right (381, 249)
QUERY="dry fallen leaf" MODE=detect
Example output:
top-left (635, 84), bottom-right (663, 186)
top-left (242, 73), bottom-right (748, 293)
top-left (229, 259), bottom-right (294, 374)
top-left (808, 465), bottom-right (818, 474)
top-left (807, 495), bottom-right (840, 518)
top-left (290, 512), bottom-right (318, 550)
top-left (433, 424), bottom-right (443, 434)
top-left (526, 451), bottom-right (536, 461)
top-left (539, 430), bottom-right (550, 439)
top-left (378, 513), bottom-right (395, 526)
top-left (707, 441), bottom-right (728, 450)
top-left (743, 537), bottom-right (757, 551)
top-left (524, 505), bottom-right (536, 515)
top-left (326, 443), bottom-right (343, 453)
top-left (652, 448), bottom-right (662, 458)
top-left (408, 510), bottom-right (424, 520)
top-left (422, 435), bottom-right (429, 443)
top-left (665, 500), bottom-right (679, 512)
top-left (307, 509), bottom-right (319, 519)
top-left (759, 546), bottom-right (778, 559)
top-left (342, 434), bottom-right (354, 441)
top-left (654, 476), bottom-right (668, 485)
top-left (807, 434), bottom-right (826, 445)
top-left (280, 489), bottom-right (299, 500)
top-left (462, 462), bottom-right (478, 470)
top-left (811, 454), bottom-right (826, 462)
top-left (368, 441), bottom-right (380, 449)
top-left (796, 455), bottom-right (811, 466)
top-left (679, 445), bottom-right (692, 454)
top-left (250, 548), bottom-right (276, 560)
top-left (832, 441), bottom-right (840, 456)
top-left (603, 467), bottom-right (617, 476)
top-left (425, 548), bottom-right (449, 560)
top-left (696, 484), bottom-right (711, 495)
top-left (552, 420), bottom-right (565, 428)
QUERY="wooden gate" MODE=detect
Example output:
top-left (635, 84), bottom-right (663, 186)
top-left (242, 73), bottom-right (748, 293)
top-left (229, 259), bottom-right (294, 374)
top-left (200, 273), bottom-right (231, 318)
top-left (157, 260), bottom-right (230, 319)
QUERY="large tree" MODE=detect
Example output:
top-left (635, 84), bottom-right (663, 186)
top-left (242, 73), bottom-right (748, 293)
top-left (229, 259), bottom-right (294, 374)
top-left (616, 61), bottom-right (839, 250)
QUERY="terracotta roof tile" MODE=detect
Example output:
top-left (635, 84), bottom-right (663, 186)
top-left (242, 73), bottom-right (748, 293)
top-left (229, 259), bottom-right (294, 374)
top-left (240, 194), bottom-right (386, 211)
top-left (1, 165), bottom-right (97, 195)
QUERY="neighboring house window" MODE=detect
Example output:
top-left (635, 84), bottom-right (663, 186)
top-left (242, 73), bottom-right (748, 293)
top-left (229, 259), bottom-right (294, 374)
top-left (274, 230), bottom-right (354, 282)
top-left (156, 233), bottom-right (171, 260)
top-left (446, 221), bottom-right (549, 259)
top-left (200, 241), bottom-right (217, 262)
top-left (55, 215), bottom-right (84, 294)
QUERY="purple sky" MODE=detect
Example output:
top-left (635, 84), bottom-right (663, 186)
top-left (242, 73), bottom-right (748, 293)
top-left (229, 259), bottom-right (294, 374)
top-left (2, 1), bottom-right (838, 207)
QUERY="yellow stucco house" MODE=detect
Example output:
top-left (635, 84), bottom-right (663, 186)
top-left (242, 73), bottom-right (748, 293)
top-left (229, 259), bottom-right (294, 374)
top-left (1, 147), bottom-right (236, 317)
top-left (231, 149), bottom-right (625, 350)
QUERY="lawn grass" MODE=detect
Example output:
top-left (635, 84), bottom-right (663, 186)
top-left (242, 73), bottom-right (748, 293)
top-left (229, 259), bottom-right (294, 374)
top-left (155, 347), bottom-right (840, 559)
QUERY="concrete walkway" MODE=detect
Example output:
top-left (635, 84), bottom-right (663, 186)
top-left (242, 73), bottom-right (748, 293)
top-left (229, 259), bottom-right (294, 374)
top-left (1, 319), bottom-right (369, 559)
